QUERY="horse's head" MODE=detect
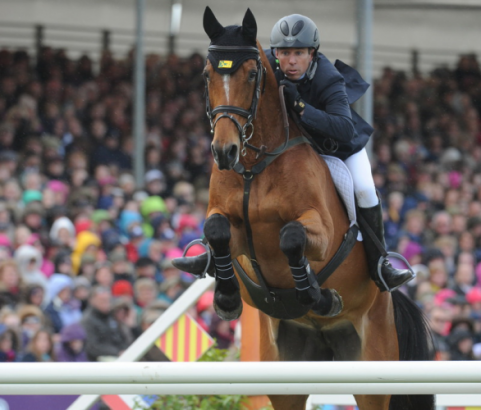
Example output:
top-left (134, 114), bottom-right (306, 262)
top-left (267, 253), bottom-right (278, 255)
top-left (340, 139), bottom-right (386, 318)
top-left (203, 7), bottom-right (264, 170)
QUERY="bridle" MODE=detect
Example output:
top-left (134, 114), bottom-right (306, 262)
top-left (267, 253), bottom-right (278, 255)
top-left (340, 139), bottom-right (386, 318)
top-left (204, 45), bottom-right (288, 158)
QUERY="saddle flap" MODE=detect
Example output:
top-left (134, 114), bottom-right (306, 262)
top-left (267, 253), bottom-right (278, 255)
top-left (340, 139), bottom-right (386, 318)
top-left (321, 155), bottom-right (362, 241)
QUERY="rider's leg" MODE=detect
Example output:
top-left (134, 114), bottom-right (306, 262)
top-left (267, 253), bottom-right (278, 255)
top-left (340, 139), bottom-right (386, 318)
top-left (344, 148), bottom-right (413, 291)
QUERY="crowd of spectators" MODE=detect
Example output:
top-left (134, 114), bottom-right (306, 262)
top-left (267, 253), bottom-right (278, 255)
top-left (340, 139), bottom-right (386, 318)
top-left (0, 46), bottom-right (232, 364)
top-left (372, 53), bottom-right (481, 361)
top-left (0, 45), bottom-right (480, 364)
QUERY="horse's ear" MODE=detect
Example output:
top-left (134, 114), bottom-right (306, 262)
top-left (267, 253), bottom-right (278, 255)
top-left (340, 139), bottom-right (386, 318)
top-left (203, 6), bottom-right (224, 40)
top-left (242, 8), bottom-right (257, 42)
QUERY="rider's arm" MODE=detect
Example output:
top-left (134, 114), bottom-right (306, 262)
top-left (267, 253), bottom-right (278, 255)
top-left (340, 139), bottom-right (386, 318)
top-left (300, 78), bottom-right (356, 144)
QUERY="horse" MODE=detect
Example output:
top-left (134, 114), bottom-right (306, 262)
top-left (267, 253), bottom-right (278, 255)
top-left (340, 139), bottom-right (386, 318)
top-left (174, 7), bottom-right (434, 410)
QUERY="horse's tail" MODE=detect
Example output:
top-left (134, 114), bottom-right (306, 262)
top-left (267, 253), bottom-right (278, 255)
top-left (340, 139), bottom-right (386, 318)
top-left (389, 290), bottom-right (435, 410)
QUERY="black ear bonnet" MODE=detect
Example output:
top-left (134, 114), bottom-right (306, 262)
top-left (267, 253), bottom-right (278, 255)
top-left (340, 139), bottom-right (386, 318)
top-left (204, 7), bottom-right (259, 74)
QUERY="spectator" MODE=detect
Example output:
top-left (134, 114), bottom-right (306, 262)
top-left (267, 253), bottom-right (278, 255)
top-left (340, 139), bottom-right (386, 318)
top-left (134, 257), bottom-right (157, 280)
top-left (0, 324), bottom-right (20, 362)
top-left (17, 305), bottom-right (46, 351)
top-left (21, 328), bottom-right (55, 362)
top-left (0, 260), bottom-right (23, 309)
top-left (27, 234), bottom-right (54, 278)
top-left (43, 274), bottom-right (82, 334)
top-left (55, 322), bottom-right (88, 362)
top-left (451, 264), bottom-right (475, 296)
top-left (82, 286), bottom-right (130, 361)
top-left (71, 230), bottom-right (102, 275)
top-left (92, 262), bottom-right (114, 288)
top-left (73, 276), bottom-right (91, 311)
top-left (49, 216), bottom-right (76, 248)
top-left (111, 298), bottom-right (136, 342)
top-left (158, 276), bottom-right (187, 305)
top-left (112, 280), bottom-right (134, 303)
top-left (21, 284), bottom-right (45, 308)
top-left (134, 278), bottom-right (158, 313)
top-left (13, 244), bottom-right (47, 289)
top-left (427, 306), bottom-right (450, 360)
top-left (109, 250), bottom-right (134, 284)
top-left (447, 328), bottom-right (475, 360)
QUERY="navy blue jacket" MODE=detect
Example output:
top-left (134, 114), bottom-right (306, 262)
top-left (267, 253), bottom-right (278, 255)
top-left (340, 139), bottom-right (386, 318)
top-left (266, 51), bottom-right (372, 160)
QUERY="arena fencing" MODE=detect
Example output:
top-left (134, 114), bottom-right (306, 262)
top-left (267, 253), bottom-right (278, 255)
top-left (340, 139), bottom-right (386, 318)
top-left (0, 362), bottom-right (480, 409)
top-left (1, 361), bottom-right (481, 395)
top-left (0, 277), bottom-right (478, 409)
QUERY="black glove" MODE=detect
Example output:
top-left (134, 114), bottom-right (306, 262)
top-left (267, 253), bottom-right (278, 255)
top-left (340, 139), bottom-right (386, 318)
top-left (280, 79), bottom-right (306, 114)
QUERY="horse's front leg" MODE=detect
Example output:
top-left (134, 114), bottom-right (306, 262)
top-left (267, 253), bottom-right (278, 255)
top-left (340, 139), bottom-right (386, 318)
top-left (280, 210), bottom-right (342, 316)
top-left (204, 213), bottom-right (242, 321)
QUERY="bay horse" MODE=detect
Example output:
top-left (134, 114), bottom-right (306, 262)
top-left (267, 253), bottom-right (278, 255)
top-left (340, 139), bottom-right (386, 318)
top-left (174, 7), bottom-right (434, 410)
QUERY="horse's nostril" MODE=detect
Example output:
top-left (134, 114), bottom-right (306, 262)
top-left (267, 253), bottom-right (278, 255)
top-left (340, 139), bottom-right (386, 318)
top-left (227, 144), bottom-right (238, 162)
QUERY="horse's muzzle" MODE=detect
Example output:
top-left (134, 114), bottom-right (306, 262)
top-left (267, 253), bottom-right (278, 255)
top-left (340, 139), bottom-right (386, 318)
top-left (212, 142), bottom-right (239, 170)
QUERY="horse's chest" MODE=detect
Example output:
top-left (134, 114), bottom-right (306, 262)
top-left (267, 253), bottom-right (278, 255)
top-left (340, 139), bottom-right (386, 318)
top-left (225, 190), bottom-right (281, 225)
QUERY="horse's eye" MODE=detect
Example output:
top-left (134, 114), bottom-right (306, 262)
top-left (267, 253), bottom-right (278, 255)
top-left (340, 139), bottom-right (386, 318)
top-left (203, 71), bottom-right (210, 81)
top-left (249, 71), bottom-right (258, 81)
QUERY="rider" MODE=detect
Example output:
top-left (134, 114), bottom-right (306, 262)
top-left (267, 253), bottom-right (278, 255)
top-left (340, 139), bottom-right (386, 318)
top-left (269, 14), bottom-right (413, 292)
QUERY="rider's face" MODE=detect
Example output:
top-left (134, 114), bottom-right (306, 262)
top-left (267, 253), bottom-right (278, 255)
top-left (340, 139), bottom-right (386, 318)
top-left (275, 48), bottom-right (313, 81)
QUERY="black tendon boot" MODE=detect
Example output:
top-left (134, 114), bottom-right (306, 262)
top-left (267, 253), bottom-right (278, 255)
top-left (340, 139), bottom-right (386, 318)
top-left (290, 256), bottom-right (321, 305)
top-left (211, 253), bottom-right (242, 321)
top-left (358, 202), bottom-right (414, 292)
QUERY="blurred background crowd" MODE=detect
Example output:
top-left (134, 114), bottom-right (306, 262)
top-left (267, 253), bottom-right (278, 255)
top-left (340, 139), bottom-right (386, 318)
top-left (0, 46), bottom-right (480, 364)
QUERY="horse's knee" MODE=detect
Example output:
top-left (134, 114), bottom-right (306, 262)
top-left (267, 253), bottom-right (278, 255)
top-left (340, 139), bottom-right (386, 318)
top-left (280, 221), bottom-right (306, 266)
top-left (204, 213), bottom-right (231, 254)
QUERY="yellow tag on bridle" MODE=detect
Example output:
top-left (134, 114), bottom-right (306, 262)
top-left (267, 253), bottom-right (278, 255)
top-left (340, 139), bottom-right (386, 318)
top-left (218, 60), bottom-right (233, 68)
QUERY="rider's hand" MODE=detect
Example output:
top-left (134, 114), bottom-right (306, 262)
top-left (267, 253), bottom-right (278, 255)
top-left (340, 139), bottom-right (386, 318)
top-left (280, 79), bottom-right (306, 115)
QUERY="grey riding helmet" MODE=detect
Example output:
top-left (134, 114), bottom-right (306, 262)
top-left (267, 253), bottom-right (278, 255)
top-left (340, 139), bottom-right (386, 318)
top-left (270, 14), bottom-right (320, 51)
top-left (270, 15), bottom-right (320, 80)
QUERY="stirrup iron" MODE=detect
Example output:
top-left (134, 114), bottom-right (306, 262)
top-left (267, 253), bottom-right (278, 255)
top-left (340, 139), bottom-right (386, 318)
top-left (172, 239), bottom-right (213, 278)
top-left (377, 251), bottom-right (416, 292)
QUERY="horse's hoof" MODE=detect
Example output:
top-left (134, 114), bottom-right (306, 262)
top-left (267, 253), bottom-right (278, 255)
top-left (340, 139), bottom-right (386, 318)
top-left (213, 283), bottom-right (243, 321)
top-left (311, 288), bottom-right (343, 317)
top-left (214, 299), bottom-right (243, 321)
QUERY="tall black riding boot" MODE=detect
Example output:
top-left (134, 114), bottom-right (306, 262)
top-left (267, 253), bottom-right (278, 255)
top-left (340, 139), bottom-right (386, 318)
top-left (358, 202), bottom-right (414, 292)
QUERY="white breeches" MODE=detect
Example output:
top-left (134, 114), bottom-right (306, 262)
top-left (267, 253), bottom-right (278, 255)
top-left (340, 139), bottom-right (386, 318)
top-left (343, 148), bottom-right (378, 208)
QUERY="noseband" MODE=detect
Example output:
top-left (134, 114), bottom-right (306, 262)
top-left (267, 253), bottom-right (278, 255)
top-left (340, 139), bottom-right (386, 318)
top-left (205, 45), bottom-right (267, 157)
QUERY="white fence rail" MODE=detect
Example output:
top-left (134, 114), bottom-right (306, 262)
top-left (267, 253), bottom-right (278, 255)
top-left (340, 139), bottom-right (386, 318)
top-left (0, 361), bottom-right (480, 396)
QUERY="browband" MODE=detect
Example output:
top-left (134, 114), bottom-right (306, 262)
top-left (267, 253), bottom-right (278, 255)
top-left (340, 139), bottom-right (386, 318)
top-left (208, 45), bottom-right (260, 54)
